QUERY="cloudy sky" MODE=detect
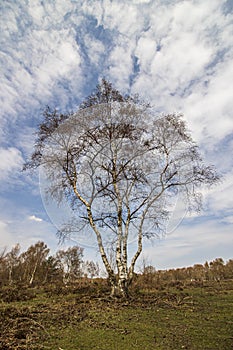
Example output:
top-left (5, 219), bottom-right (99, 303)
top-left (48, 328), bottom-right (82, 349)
top-left (0, 0), bottom-right (232, 270)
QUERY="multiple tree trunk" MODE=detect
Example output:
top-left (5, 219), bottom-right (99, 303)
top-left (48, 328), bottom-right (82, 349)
top-left (24, 80), bottom-right (219, 298)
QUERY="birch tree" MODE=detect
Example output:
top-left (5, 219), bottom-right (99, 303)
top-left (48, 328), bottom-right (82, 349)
top-left (5, 244), bottom-right (20, 285)
top-left (24, 80), bottom-right (219, 297)
top-left (56, 246), bottom-right (84, 283)
top-left (20, 241), bottom-right (50, 285)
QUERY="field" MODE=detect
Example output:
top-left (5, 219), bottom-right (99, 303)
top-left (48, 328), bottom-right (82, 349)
top-left (0, 280), bottom-right (233, 350)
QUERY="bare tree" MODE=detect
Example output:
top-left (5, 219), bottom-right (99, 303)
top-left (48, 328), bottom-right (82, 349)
top-left (24, 80), bottom-right (219, 297)
top-left (84, 260), bottom-right (100, 279)
top-left (5, 244), bottom-right (21, 285)
top-left (20, 241), bottom-right (50, 285)
top-left (56, 246), bottom-right (84, 283)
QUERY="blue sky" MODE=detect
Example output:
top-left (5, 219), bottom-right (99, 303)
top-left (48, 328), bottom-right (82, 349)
top-left (0, 0), bottom-right (233, 270)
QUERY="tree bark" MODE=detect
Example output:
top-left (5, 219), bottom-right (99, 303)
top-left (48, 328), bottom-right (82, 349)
top-left (110, 278), bottom-right (129, 299)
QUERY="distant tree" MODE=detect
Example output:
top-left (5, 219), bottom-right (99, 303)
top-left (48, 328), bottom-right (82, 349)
top-left (141, 265), bottom-right (156, 286)
top-left (20, 241), bottom-right (50, 285)
top-left (24, 79), bottom-right (220, 297)
top-left (0, 247), bottom-right (8, 285)
top-left (56, 246), bottom-right (84, 283)
top-left (84, 260), bottom-right (100, 279)
top-left (209, 258), bottom-right (225, 281)
top-left (192, 264), bottom-right (206, 282)
top-left (204, 261), bottom-right (211, 281)
top-left (42, 255), bottom-right (63, 284)
top-left (225, 259), bottom-right (233, 279)
top-left (143, 265), bottom-right (156, 275)
top-left (5, 244), bottom-right (21, 285)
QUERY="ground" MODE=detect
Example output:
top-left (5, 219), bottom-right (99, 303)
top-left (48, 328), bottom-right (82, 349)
top-left (0, 280), bottom-right (232, 349)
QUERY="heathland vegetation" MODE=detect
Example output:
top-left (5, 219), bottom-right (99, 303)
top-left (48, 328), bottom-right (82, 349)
top-left (0, 241), bottom-right (232, 349)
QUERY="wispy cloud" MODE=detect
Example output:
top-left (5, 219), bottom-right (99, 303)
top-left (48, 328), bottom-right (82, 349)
top-left (142, 216), bottom-right (233, 269)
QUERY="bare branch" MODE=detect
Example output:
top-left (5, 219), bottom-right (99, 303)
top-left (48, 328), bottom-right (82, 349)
top-left (24, 80), bottom-right (220, 297)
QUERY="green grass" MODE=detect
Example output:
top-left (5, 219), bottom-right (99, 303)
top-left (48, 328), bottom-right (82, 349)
top-left (0, 281), bottom-right (233, 349)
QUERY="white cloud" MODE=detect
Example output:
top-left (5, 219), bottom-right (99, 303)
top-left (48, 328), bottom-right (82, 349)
top-left (83, 34), bottom-right (105, 67)
top-left (28, 0), bottom-right (75, 28)
top-left (182, 58), bottom-right (233, 143)
top-left (28, 215), bottom-right (43, 222)
top-left (222, 216), bottom-right (233, 225)
top-left (28, 0), bottom-right (46, 26)
top-left (107, 43), bottom-right (135, 90)
top-left (97, 1), bottom-right (142, 36)
top-left (205, 171), bottom-right (233, 214)
top-left (0, 147), bottom-right (23, 181)
top-left (0, 220), bottom-right (16, 251)
top-left (0, 2), bottom-right (84, 134)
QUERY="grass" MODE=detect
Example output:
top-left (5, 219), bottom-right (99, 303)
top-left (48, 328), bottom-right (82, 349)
top-left (0, 281), bottom-right (233, 349)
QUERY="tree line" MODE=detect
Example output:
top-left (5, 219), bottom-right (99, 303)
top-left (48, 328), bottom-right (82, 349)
top-left (0, 241), bottom-right (232, 289)
top-left (140, 258), bottom-right (233, 287)
top-left (0, 241), bottom-right (99, 287)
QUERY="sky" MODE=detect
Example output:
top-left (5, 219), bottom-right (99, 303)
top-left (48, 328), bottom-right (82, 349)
top-left (0, 0), bottom-right (233, 271)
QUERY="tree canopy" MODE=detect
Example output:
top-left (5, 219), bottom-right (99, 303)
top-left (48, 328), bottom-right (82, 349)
top-left (24, 79), bottom-right (219, 297)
